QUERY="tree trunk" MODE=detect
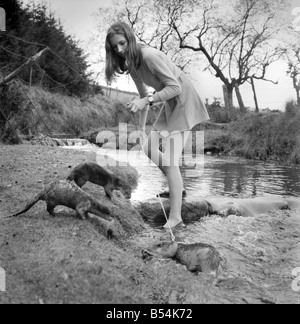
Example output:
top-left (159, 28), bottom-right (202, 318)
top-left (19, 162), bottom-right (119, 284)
top-left (222, 85), bottom-right (231, 120)
top-left (222, 85), bottom-right (235, 120)
top-left (0, 48), bottom-right (49, 86)
top-left (234, 84), bottom-right (247, 114)
top-left (296, 87), bottom-right (300, 106)
top-left (292, 76), bottom-right (300, 106)
top-left (251, 77), bottom-right (259, 113)
top-left (228, 88), bottom-right (234, 114)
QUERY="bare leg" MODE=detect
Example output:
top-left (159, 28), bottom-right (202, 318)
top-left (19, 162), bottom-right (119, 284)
top-left (163, 166), bottom-right (184, 228)
top-left (143, 131), bottom-right (188, 228)
top-left (143, 131), bottom-right (165, 175)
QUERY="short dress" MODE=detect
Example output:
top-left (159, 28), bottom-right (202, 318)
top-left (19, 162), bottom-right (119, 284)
top-left (130, 45), bottom-right (210, 135)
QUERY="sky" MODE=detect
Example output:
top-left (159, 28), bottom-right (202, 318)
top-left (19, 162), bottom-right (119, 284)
top-left (21, 0), bottom-right (300, 111)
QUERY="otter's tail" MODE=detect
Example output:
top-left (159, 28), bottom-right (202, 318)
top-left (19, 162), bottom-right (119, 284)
top-left (5, 191), bottom-right (44, 218)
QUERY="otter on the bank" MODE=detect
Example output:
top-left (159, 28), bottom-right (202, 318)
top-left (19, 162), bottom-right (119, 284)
top-left (5, 180), bottom-right (112, 221)
top-left (146, 241), bottom-right (221, 274)
top-left (67, 162), bottom-right (132, 200)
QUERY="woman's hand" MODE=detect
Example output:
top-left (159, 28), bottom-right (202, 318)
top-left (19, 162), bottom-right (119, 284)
top-left (127, 97), bottom-right (149, 114)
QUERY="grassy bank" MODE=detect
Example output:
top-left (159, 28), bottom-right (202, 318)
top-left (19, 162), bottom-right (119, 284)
top-left (0, 82), bottom-right (117, 140)
top-left (0, 81), bottom-right (160, 144)
top-left (206, 104), bottom-right (300, 164)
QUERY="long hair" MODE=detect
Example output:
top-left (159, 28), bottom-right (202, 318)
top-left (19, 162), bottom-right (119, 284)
top-left (105, 22), bottom-right (142, 84)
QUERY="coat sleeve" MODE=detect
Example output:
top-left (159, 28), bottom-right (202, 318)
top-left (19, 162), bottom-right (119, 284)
top-left (143, 52), bottom-right (182, 102)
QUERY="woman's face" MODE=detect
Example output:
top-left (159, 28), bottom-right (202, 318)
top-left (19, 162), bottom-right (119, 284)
top-left (110, 34), bottom-right (128, 58)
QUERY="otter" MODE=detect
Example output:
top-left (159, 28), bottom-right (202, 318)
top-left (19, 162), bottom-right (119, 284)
top-left (146, 241), bottom-right (221, 274)
top-left (5, 180), bottom-right (112, 221)
top-left (67, 162), bottom-right (132, 200)
top-left (207, 197), bottom-right (290, 217)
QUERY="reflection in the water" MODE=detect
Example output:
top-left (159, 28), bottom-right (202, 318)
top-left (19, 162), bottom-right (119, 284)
top-left (182, 156), bottom-right (300, 202)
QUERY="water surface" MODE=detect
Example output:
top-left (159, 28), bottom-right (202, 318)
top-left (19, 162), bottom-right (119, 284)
top-left (95, 149), bottom-right (300, 202)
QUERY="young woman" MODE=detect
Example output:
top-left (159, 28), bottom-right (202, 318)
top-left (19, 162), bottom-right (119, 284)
top-left (105, 22), bottom-right (210, 230)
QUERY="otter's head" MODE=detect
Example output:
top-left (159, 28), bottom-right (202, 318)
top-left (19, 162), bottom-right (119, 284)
top-left (146, 241), bottom-right (179, 259)
top-left (114, 177), bottom-right (132, 199)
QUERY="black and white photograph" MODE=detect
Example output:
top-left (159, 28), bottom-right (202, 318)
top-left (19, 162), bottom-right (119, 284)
top-left (0, 0), bottom-right (300, 306)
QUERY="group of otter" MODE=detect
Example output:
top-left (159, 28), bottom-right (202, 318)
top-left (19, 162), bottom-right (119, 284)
top-left (5, 162), bottom-right (131, 221)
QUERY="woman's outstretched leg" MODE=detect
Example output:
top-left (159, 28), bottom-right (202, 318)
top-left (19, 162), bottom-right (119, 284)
top-left (142, 130), bottom-right (165, 175)
top-left (143, 131), bottom-right (188, 228)
top-left (163, 165), bottom-right (184, 228)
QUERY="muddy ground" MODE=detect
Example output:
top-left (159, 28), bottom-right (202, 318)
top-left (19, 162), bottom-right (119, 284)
top-left (0, 144), bottom-right (299, 304)
top-left (0, 144), bottom-right (201, 304)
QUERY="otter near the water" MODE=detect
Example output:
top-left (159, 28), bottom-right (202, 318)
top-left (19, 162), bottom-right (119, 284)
top-left (67, 162), bottom-right (132, 200)
top-left (5, 180), bottom-right (112, 221)
top-left (146, 241), bottom-right (221, 274)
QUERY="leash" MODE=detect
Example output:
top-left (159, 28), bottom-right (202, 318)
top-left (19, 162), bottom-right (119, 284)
top-left (129, 96), bottom-right (138, 131)
top-left (157, 192), bottom-right (176, 242)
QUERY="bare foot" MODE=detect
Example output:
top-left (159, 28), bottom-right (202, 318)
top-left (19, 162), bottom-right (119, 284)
top-left (163, 219), bottom-right (186, 230)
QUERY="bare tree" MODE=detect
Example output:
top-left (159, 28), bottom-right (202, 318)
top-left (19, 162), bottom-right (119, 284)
top-left (286, 45), bottom-right (300, 105)
top-left (119, 0), bottom-right (197, 70)
top-left (168, 0), bottom-right (287, 115)
top-left (90, 0), bottom-right (287, 116)
top-left (88, 0), bottom-right (199, 79)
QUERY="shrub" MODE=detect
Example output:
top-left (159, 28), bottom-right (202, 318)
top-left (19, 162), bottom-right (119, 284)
top-left (206, 107), bottom-right (300, 164)
top-left (206, 101), bottom-right (242, 123)
top-left (285, 100), bottom-right (300, 117)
